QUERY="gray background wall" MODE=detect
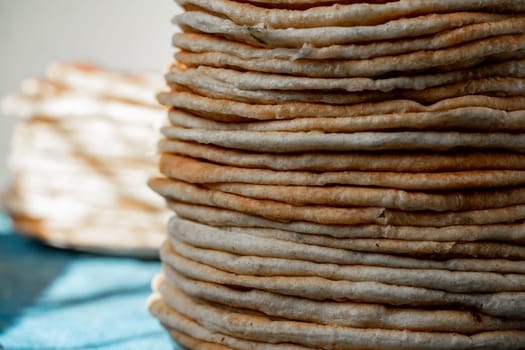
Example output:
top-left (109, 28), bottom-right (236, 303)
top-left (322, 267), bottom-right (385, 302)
top-left (0, 0), bottom-right (178, 189)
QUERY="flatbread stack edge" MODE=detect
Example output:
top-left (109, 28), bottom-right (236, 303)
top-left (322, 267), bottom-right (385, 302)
top-left (149, 1), bottom-right (525, 348)
top-left (1, 62), bottom-right (170, 256)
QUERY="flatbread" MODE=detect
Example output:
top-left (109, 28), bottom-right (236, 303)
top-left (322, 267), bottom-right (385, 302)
top-left (156, 282), bottom-right (525, 349)
top-left (206, 182), bottom-right (525, 211)
top-left (169, 71), bottom-right (525, 105)
top-left (161, 248), bottom-right (525, 319)
top-left (11, 118), bottom-right (157, 159)
top-left (169, 218), bottom-right (525, 275)
top-left (151, 177), bottom-right (525, 226)
top-left (155, 291), bottom-right (523, 349)
top-left (159, 140), bottom-right (525, 172)
top-left (167, 213), bottom-right (525, 258)
top-left (168, 60), bottom-right (525, 92)
top-left (175, 0), bottom-right (525, 28)
top-left (175, 34), bottom-right (525, 77)
top-left (160, 153), bottom-right (525, 191)
top-left (167, 329), bottom-right (233, 350)
top-left (162, 126), bottom-right (525, 153)
top-left (202, 224), bottom-right (525, 258)
top-left (158, 91), bottom-right (525, 121)
top-left (171, 236), bottom-right (525, 293)
top-left (172, 18), bottom-right (525, 60)
top-left (168, 107), bottom-right (525, 133)
top-left (228, 0), bottom-right (405, 9)
top-left (46, 62), bottom-right (164, 106)
top-left (12, 168), bottom-right (159, 209)
top-left (148, 294), bottom-right (313, 350)
top-left (171, 202), bottom-right (525, 242)
top-left (1, 80), bottom-right (164, 126)
top-left (176, 10), bottom-right (511, 47)
top-left (161, 271), bottom-right (525, 333)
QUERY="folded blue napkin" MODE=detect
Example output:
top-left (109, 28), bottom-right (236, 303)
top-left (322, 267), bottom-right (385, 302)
top-left (0, 213), bottom-right (176, 349)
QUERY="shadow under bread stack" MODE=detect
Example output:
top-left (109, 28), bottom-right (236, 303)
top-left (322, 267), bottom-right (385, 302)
top-left (1, 62), bottom-right (170, 257)
top-left (148, 0), bottom-right (525, 348)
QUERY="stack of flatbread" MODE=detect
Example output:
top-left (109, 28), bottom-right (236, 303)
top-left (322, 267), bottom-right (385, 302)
top-left (1, 62), bottom-right (170, 256)
top-left (149, 0), bottom-right (525, 348)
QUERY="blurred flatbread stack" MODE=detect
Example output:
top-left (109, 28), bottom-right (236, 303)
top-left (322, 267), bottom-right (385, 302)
top-left (148, 0), bottom-right (525, 348)
top-left (1, 62), bottom-right (170, 257)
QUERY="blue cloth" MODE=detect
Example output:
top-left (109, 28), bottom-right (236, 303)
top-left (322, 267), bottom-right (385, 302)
top-left (0, 213), bottom-right (177, 349)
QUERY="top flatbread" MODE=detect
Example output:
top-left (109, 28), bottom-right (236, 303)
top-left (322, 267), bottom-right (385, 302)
top-left (176, 0), bottom-right (525, 28)
top-left (234, 0), bottom-right (396, 6)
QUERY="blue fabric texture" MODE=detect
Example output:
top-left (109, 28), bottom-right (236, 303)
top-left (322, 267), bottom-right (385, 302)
top-left (0, 213), bottom-right (177, 349)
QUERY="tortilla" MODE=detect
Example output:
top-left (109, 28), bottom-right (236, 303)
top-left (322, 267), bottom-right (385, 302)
top-left (162, 126), bottom-right (525, 153)
top-left (148, 293), bottom-right (314, 350)
top-left (158, 92), bottom-right (525, 121)
top-left (156, 282), bottom-right (525, 349)
top-left (175, 34), bottom-right (525, 77)
top-left (176, 10), bottom-right (511, 48)
top-left (175, 0), bottom-right (525, 28)
top-left (171, 236), bottom-right (525, 293)
top-left (151, 177), bottom-right (525, 226)
top-left (171, 201), bottom-right (525, 242)
top-left (162, 247), bottom-right (525, 319)
top-left (168, 60), bottom-right (525, 92)
top-left (159, 140), bottom-right (525, 172)
top-left (160, 153), bottom-right (525, 191)
top-left (169, 218), bottom-right (525, 274)
top-left (169, 71), bottom-right (525, 105)
top-left (153, 290), bottom-right (525, 349)
top-left (2, 80), bottom-right (164, 126)
top-left (206, 182), bottom-right (525, 211)
top-left (172, 18), bottom-right (525, 60)
top-left (168, 106), bottom-right (525, 133)
top-left (160, 272), bottom-right (525, 333)
top-left (46, 62), bottom-right (164, 106)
